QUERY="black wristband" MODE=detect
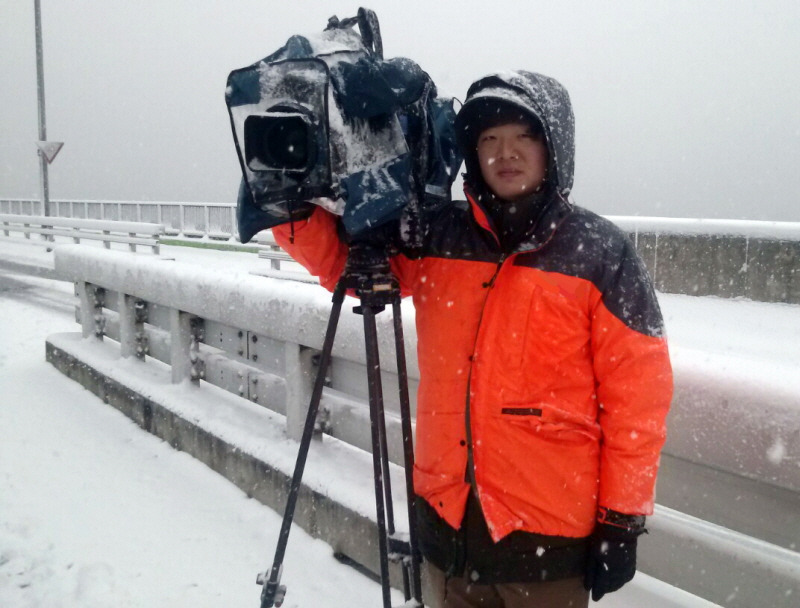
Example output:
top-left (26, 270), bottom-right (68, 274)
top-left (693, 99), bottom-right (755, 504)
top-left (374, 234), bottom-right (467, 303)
top-left (596, 507), bottom-right (647, 538)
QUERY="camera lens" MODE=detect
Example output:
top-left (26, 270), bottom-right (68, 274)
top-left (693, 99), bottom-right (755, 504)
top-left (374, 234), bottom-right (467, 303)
top-left (244, 112), bottom-right (314, 174)
top-left (264, 118), bottom-right (308, 170)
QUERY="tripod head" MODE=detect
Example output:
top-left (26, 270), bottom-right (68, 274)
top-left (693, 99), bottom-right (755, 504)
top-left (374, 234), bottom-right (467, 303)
top-left (341, 234), bottom-right (401, 311)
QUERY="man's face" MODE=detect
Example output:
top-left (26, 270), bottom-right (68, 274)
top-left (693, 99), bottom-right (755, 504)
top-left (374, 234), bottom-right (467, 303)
top-left (477, 122), bottom-right (548, 202)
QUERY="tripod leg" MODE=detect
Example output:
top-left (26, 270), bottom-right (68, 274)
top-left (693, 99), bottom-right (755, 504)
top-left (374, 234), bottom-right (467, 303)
top-left (361, 304), bottom-right (393, 608)
top-left (392, 299), bottom-right (423, 603)
top-left (259, 283), bottom-right (346, 608)
top-left (377, 369), bottom-right (396, 537)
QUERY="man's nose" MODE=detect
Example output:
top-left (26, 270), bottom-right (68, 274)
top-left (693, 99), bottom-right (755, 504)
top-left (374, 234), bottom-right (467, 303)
top-left (497, 138), bottom-right (517, 160)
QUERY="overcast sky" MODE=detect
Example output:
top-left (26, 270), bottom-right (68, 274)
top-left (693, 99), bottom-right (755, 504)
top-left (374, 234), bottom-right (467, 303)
top-left (2, 0), bottom-right (799, 221)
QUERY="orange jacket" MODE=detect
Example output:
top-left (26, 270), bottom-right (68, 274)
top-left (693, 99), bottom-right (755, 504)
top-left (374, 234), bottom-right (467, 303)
top-left (274, 192), bottom-right (672, 541)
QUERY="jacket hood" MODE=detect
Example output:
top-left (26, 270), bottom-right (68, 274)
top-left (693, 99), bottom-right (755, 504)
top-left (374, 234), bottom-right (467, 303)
top-left (455, 70), bottom-right (575, 196)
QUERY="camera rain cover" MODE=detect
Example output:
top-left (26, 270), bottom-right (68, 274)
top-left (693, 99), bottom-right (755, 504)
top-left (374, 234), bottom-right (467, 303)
top-left (226, 26), bottom-right (414, 242)
top-left (228, 60), bottom-right (331, 205)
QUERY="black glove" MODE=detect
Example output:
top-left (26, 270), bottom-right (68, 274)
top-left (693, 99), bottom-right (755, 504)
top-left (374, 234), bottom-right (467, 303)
top-left (584, 508), bottom-right (646, 602)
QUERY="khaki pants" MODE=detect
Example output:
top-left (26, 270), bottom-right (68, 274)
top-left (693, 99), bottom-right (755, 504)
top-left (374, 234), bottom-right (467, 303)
top-left (426, 564), bottom-right (590, 608)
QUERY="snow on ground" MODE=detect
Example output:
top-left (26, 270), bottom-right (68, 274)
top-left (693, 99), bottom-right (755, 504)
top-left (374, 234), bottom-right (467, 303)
top-left (5, 234), bottom-right (795, 607)
top-left (0, 270), bottom-right (403, 608)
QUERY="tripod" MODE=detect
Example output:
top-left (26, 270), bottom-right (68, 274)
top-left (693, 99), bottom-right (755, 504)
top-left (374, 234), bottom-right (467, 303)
top-left (257, 242), bottom-right (423, 608)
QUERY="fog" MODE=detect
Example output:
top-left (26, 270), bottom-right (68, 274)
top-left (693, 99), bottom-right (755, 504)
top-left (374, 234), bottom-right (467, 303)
top-left (1, 0), bottom-right (799, 221)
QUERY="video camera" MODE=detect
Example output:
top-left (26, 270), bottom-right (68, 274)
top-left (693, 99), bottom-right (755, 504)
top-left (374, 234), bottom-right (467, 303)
top-left (225, 7), bottom-right (462, 245)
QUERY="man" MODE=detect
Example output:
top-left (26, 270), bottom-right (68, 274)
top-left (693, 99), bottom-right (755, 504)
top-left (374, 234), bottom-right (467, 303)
top-left (273, 70), bottom-right (673, 607)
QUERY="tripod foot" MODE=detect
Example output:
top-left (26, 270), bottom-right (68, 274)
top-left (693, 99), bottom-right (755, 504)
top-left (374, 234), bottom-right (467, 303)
top-left (257, 568), bottom-right (287, 608)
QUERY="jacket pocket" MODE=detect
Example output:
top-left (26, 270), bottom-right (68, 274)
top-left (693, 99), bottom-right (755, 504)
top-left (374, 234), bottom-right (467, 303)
top-left (497, 402), bottom-right (601, 443)
top-left (500, 406), bottom-right (543, 416)
top-left (480, 402), bottom-right (600, 535)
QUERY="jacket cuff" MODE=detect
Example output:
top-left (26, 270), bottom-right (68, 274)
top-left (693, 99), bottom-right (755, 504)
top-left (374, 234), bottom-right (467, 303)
top-left (596, 507), bottom-right (647, 535)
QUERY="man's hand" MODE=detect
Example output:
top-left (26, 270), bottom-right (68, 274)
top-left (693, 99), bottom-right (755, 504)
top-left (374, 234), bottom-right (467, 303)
top-left (584, 509), bottom-right (646, 602)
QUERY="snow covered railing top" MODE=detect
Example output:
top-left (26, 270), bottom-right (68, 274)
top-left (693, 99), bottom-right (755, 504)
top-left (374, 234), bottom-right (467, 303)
top-left (609, 215), bottom-right (800, 239)
top-left (55, 245), bottom-right (416, 373)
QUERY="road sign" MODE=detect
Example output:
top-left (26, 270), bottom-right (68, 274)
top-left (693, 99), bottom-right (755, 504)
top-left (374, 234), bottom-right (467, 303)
top-left (36, 141), bottom-right (64, 164)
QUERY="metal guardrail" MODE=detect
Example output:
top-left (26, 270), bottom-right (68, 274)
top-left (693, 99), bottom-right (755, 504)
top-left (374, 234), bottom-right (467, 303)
top-left (55, 245), bottom-right (416, 461)
top-left (0, 213), bottom-right (164, 253)
top-left (254, 231), bottom-right (293, 267)
top-left (4, 197), bottom-right (799, 303)
top-left (643, 504), bottom-right (800, 608)
top-left (0, 198), bottom-right (238, 240)
top-left (50, 244), bottom-right (800, 608)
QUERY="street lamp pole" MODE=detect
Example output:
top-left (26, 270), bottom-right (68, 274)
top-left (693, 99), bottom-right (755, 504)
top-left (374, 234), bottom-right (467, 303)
top-left (34, 0), bottom-right (50, 217)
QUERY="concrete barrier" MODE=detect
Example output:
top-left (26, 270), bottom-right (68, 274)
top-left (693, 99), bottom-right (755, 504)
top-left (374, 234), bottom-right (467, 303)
top-left (613, 217), bottom-right (800, 304)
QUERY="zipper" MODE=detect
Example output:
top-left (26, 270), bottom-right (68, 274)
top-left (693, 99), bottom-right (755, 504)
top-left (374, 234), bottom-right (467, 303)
top-left (465, 253), bottom-right (509, 494)
top-left (480, 254), bottom-right (506, 289)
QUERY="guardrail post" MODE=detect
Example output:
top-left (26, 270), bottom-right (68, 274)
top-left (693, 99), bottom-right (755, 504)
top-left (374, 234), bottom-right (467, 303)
top-left (170, 309), bottom-right (192, 383)
top-left (271, 243), bottom-right (281, 271)
top-left (120, 295), bottom-right (149, 359)
top-left (76, 282), bottom-right (89, 336)
top-left (170, 310), bottom-right (205, 383)
top-left (284, 342), bottom-right (316, 441)
top-left (76, 282), bottom-right (105, 339)
top-left (189, 317), bottom-right (205, 382)
top-left (119, 293), bottom-right (136, 357)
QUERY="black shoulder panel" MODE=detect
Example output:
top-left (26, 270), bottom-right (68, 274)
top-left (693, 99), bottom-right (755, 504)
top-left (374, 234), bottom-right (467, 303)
top-left (409, 201), bottom-right (501, 264)
top-left (513, 207), bottom-right (666, 338)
